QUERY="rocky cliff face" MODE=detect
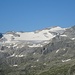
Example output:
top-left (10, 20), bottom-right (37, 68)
top-left (0, 26), bottom-right (75, 75)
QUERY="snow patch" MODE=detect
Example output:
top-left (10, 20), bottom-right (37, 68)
top-left (28, 44), bottom-right (43, 47)
top-left (43, 63), bottom-right (46, 65)
top-left (13, 65), bottom-right (18, 67)
top-left (10, 53), bottom-right (15, 57)
top-left (15, 55), bottom-right (25, 57)
top-left (56, 49), bottom-right (59, 53)
top-left (63, 48), bottom-right (66, 51)
top-left (33, 53), bottom-right (36, 55)
top-left (71, 38), bottom-right (75, 40)
top-left (60, 35), bottom-right (67, 37)
top-left (36, 59), bottom-right (39, 62)
top-left (31, 66), bottom-right (36, 68)
top-left (13, 44), bottom-right (17, 48)
top-left (62, 59), bottom-right (71, 62)
top-left (6, 46), bottom-right (11, 48)
top-left (0, 50), bottom-right (6, 52)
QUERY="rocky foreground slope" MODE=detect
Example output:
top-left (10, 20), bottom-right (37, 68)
top-left (0, 26), bottom-right (75, 75)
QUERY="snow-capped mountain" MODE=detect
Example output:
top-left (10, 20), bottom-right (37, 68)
top-left (1, 26), bottom-right (75, 75)
top-left (0, 26), bottom-right (66, 48)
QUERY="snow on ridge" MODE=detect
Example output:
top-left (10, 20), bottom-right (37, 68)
top-left (50, 26), bottom-right (66, 32)
top-left (50, 26), bottom-right (66, 34)
top-left (3, 34), bottom-right (13, 41)
top-left (3, 26), bottom-right (66, 44)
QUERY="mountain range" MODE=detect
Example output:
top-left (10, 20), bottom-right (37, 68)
top-left (0, 26), bottom-right (75, 75)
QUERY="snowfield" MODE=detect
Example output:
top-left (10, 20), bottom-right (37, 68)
top-left (3, 26), bottom-right (66, 43)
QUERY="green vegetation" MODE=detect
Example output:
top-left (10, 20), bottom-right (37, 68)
top-left (0, 61), bottom-right (75, 75)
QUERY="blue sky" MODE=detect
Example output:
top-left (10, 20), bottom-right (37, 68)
top-left (0, 0), bottom-right (75, 32)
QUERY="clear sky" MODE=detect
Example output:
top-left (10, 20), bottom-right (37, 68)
top-left (0, 0), bottom-right (75, 32)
